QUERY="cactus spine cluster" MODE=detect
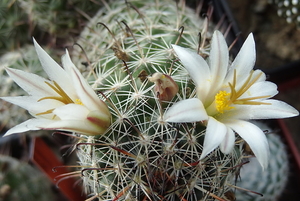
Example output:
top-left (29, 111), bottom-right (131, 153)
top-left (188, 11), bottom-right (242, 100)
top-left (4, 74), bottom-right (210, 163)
top-left (73, 0), bottom-right (244, 200)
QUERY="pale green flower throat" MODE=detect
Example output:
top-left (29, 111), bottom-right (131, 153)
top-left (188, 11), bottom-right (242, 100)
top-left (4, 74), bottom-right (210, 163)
top-left (215, 70), bottom-right (271, 114)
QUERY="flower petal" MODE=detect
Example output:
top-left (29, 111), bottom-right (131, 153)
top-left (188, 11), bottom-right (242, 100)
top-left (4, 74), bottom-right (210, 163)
top-left (164, 98), bottom-right (208, 122)
top-left (43, 119), bottom-right (107, 136)
top-left (253, 100), bottom-right (299, 118)
top-left (53, 104), bottom-right (89, 120)
top-left (61, 50), bottom-right (109, 113)
top-left (172, 45), bottom-right (211, 102)
top-left (1, 96), bottom-right (64, 116)
top-left (33, 38), bottom-right (71, 90)
top-left (225, 119), bottom-right (269, 169)
top-left (1, 96), bottom-right (38, 111)
top-left (223, 99), bottom-right (299, 120)
top-left (220, 127), bottom-right (236, 154)
top-left (226, 33), bottom-right (256, 83)
top-left (209, 31), bottom-right (229, 89)
top-left (3, 118), bottom-right (53, 136)
top-left (200, 117), bottom-right (227, 159)
top-left (4, 68), bottom-right (55, 97)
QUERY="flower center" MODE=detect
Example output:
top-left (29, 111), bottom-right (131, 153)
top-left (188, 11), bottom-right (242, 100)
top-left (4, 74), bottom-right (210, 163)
top-left (215, 91), bottom-right (234, 113)
top-left (38, 81), bottom-right (74, 104)
top-left (214, 70), bottom-right (271, 114)
top-left (36, 81), bottom-right (83, 116)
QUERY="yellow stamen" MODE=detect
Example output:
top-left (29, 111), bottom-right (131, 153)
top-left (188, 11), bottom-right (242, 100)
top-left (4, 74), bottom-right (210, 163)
top-left (36, 109), bottom-right (55, 116)
top-left (75, 99), bottom-right (83, 105)
top-left (215, 70), bottom-right (271, 113)
top-left (38, 81), bottom-right (74, 104)
top-left (36, 109), bottom-right (57, 119)
top-left (36, 81), bottom-right (84, 117)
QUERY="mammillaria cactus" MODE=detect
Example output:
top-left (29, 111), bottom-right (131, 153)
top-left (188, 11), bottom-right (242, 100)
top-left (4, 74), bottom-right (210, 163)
top-left (0, 0), bottom-right (98, 54)
top-left (0, 0), bottom-right (28, 53)
top-left (71, 0), bottom-right (297, 200)
top-left (269, 0), bottom-right (300, 26)
top-left (235, 122), bottom-right (289, 201)
top-left (1, 0), bottom-right (298, 201)
top-left (0, 155), bottom-right (55, 201)
top-left (18, 0), bottom-right (99, 38)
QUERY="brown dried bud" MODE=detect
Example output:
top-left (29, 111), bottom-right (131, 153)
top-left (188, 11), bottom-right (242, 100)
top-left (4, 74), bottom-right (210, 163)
top-left (148, 72), bottom-right (178, 101)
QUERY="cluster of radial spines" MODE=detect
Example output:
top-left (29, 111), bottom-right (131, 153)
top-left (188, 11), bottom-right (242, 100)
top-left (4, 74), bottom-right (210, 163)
top-left (72, 0), bottom-right (210, 80)
top-left (76, 81), bottom-right (243, 200)
top-left (77, 120), bottom-right (243, 200)
top-left (73, 0), bottom-right (244, 200)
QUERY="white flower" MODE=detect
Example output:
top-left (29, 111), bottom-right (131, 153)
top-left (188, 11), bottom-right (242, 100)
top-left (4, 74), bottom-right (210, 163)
top-left (1, 39), bottom-right (111, 136)
top-left (164, 31), bottom-right (299, 169)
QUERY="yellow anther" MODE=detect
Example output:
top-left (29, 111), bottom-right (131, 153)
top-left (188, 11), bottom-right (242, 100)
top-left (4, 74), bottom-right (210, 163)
top-left (75, 99), bottom-right (84, 105)
top-left (214, 70), bottom-right (271, 114)
top-left (38, 81), bottom-right (74, 104)
top-left (215, 91), bottom-right (234, 113)
top-left (36, 81), bottom-right (81, 118)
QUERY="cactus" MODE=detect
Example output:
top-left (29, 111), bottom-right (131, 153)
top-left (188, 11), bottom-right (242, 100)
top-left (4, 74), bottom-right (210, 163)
top-left (0, 155), bottom-right (55, 201)
top-left (269, 0), bottom-right (300, 26)
top-left (0, 0), bottom-right (98, 55)
top-left (235, 122), bottom-right (289, 201)
top-left (0, 0), bottom-right (29, 54)
top-left (18, 0), bottom-right (99, 38)
top-left (1, 0), bottom-right (296, 200)
top-left (73, 0), bottom-right (244, 200)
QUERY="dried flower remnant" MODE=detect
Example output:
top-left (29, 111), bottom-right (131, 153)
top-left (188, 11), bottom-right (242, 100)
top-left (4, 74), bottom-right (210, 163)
top-left (148, 72), bottom-right (178, 101)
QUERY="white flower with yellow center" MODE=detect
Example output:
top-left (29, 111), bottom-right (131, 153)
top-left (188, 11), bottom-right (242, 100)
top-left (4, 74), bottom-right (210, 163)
top-left (164, 31), bottom-right (298, 169)
top-left (1, 39), bottom-right (111, 136)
